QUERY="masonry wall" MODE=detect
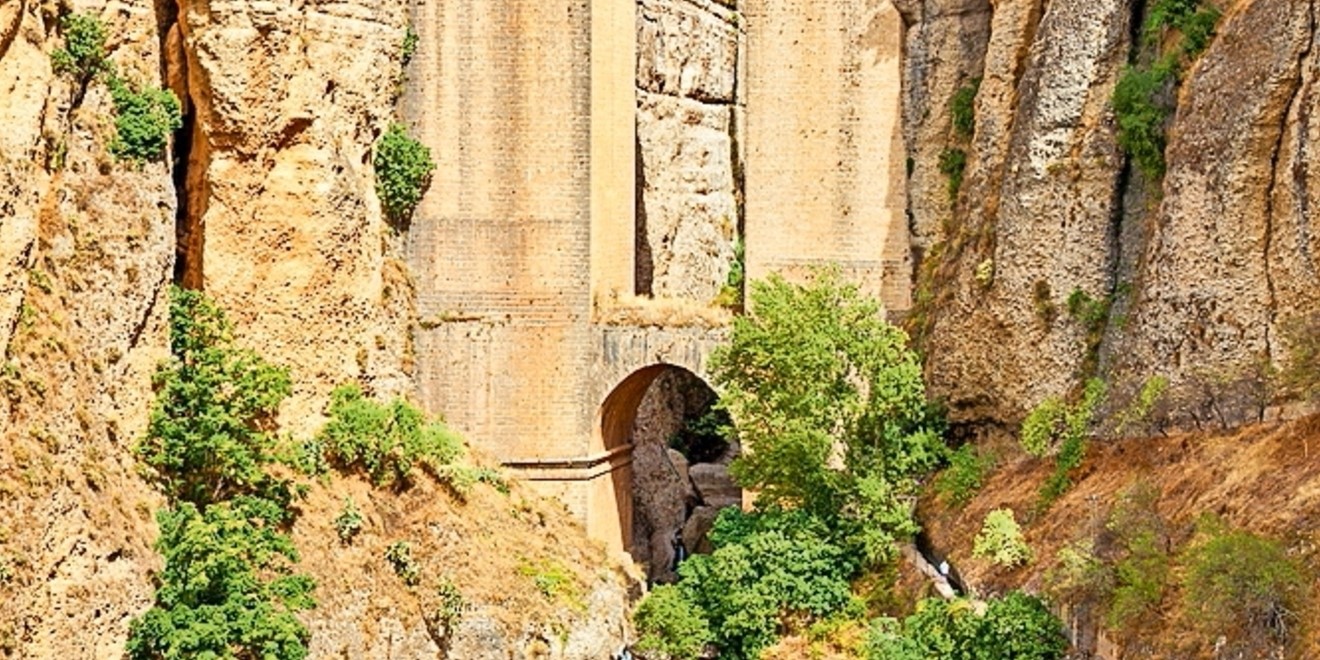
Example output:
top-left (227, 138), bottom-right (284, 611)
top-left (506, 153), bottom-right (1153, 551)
top-left (742, 0), bottom-right (911, 313)
top-left (404, 0), bottom-right (597, 466)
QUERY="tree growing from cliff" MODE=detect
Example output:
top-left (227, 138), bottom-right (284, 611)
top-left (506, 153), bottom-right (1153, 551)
top-left (709, 268), bottom-right (945, 564)
top-left (128, 288), bottom-right (314, 660)
top-left (374, 123), bottom-right (435, 225)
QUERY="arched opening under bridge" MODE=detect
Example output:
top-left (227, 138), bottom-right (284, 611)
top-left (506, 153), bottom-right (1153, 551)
top-left (596, 364), bottom-right (742, 582)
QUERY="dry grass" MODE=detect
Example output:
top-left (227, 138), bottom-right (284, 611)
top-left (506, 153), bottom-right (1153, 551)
top-left (593, 291), bottom-right (734, 328)
top-left (918, 416), bottom-right (1320, 658)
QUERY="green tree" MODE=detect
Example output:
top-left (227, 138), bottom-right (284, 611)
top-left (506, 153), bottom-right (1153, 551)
top-left (51, 12), bottom-right (110, 82)
top-left (633, 585), bottom-right (712, 660)
top-left (709, 269), bottom-right (944, 564)
top-left (136, 288), bottom-right (293, 508)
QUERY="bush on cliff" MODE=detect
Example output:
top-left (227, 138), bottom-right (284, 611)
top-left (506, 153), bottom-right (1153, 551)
top-left (375, 123), bottom-right (435, 224)
top-left (129, 288), bottom-right (314, 659)
top-left (863, 592), bottom-right (1067, 660)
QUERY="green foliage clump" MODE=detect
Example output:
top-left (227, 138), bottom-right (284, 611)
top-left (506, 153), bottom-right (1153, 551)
top-left (386, 541), bottom-right (420, 586)
top-left (136, 288), bottom-right (294, 509)
top-left (711, 269), bottom-right (945, 566)
top-left (1114, 0), bottom-right (1220, 180)
top-left (668, 407), bottom-right (731, 464)
top-left (374, 123), bottom-right (435, 224)
top-left (938, 148), bottom-right (968, 201)
top-left (633, 585), bottom-right (712, 660)
top-left (1182, 518), bottom-right (1307, 646)
top-left (316, 384), bottom-right (465, 487)
top-left (431, 578), bottom-right (465, 630)
top-left (109, 77), bottom-right (183, 163)
top-left (1020, 398), bottom-right (1065, 458)
top-left (1045, 540), bottom-right (1114, 608)
top-left (334, 498), bottom-right (364, 543)
top-left (934, 444), bottom-right (995, 508)
top-left (973, 508), bottom-right (1032, 568)
top-left (401, 25), bottom-right (420, 65)
top-left (126, 499), bottom-right (315, 660)
top-left (51, 12), bottom-right (109, 81)
top-left (863, 592), bottom-right (1067, 660)
top-left (128, 288), bottom-right (313, 660)
top-left (675, 508), bottom-right (858, 660)
top-left (714, 236), bottom-right (746, 310)
top-left (950, 78), bottom-right (981, 139)
top-left (518, 558), bottom-right (579, 605)
top-left (1113, 62), bottom-right (1176, 180)
top-left (1023, 379), bottom-right (1106, 506)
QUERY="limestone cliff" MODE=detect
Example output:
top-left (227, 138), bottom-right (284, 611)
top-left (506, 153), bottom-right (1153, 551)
top-left (907, 0), bottom-right (1320, 434)
top-left (0, 1), bottom-right (173, 654)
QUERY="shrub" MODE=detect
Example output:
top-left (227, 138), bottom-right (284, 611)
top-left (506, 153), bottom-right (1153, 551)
top-left (431, 578), bottom-right (465, 630)
top-left (136, 288), bottom-right (294, 508)
top-left (934, 444), bottom-right (995, 508)
top-left (386, 541), bottom-right (420, 586)
top-left (316, 383), bottom-right (465, 487)
top-left (126, 499), bottom-right (316, 660)
top-left (334, 498), bottom-right (364, 543)
top-left (51, 13), bottom-right (109, 81)
top-left (710, 269), bottom-right (945, 566)
top-left (950, 78), bottom-right (981, 139)
top-left (109, 77), bottom-right (182, 163)
top-left (973, 508), bottom-right (1032, 567)
top-left (518, 558), bottom-right (580, 606)
top-left (1105, 482), bottom-right (1170, 630)
top-left (633, 585), bottom-right (712, 660)
top-left (1182, 520), bottom-right (1307, 646)
top-left (676, 508), bottom-right (857, 660)
top-left (864, 592), bottom-right (1067, 660)
top-left (938, 148), bottom-right (967, 200)
top-left (1112, 375), bottom-right (1169, 435)
top-left (1045, 540), bottom-right (1113, 607)
top-left (128, 288), bottom-right (314, 660)
top-left (374, 123), bottom-right (435, 224)
top-left (1020, 398), bottom-right (1065, 457)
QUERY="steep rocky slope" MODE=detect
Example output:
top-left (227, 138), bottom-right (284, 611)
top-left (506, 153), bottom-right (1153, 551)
top-left (907, 0), bottom-right (1320, 433)
top-left (0, 1), bottom-right (637, 657)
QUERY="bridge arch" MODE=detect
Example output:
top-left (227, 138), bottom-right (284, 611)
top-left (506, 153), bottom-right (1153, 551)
top-left (591, 361), bottom-right (741, 579)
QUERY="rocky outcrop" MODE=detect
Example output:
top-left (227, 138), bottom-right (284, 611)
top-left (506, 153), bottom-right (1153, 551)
top-left (1112, 0), bottom-right (1320, 427)
top-left (0, 1), bottom-right (174, 654)
top-left (910, 0), bottom-right (1320, 432)
top-left (175, 0), bottom-right (417, 434)
top-left (636, 0), bottom-right (743, 302)
top-left (920, 0), bottom-right (1132, 428)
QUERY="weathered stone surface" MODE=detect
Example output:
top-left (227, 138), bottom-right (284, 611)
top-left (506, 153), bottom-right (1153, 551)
top-left (897, 0), bottom-right (993, 252)
top-left (689, 462), bottom-right (742, 509)
top-left (178, 0), bottom-right (416, 434)
top-left (637, 91), bottom-right (739, 301)
top-left (635, 0), bottom-right (743, 302)
top-left (0, 1), bottom-right (179, 656)
top-left (681, 504), bottom-right (720, 555)
top-left (920, 0), bottom-right (1132, 426)
top-left (1114, 0), bottom-right (1320, 427)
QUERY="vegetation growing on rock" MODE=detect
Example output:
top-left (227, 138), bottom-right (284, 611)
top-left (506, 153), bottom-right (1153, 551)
top-left (374, 123), bottom-right (436, 224)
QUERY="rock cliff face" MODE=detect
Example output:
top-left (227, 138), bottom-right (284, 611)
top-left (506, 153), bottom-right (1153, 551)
top-left (174, 0), bottom-right (417, 435)
top-left (0, 1), bottom-right (173, 654)
top-left (908, 0), bottom-right (1320, 433)
top-left (635, 0), bottom-right (743, 302)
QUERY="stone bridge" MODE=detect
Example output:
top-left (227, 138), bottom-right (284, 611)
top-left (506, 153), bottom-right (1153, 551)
top-left (403, 0), bottom-right (907, 553)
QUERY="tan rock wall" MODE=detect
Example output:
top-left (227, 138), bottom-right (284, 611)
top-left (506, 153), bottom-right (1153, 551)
top-left (635, 0), bottom-right (743, 302)
top-left (0, 1), bottom-right (174, 654)
top-left (921, 0), bottom-right (1132, 426)
top-left (178, 0), bottom-right (416, 435)
top-left (1113, 0), bottom-right (1320, 426)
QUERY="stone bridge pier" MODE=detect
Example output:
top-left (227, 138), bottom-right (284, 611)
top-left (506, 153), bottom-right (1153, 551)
top-left (403, 0), bottom-right (906, 554)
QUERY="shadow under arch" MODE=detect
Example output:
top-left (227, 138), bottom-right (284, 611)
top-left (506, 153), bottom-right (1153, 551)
top-left (593, 363), bottom-right (739, 576)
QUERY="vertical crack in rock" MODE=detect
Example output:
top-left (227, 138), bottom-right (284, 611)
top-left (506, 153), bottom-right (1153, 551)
top-left (1263, 1), bottom-right (1316, 356)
